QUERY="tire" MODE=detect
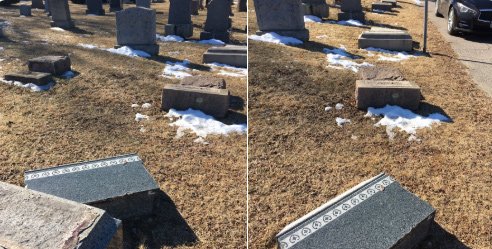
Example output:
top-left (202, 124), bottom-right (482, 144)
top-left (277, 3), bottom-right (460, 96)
top-left (447, 7), bottom-right (458, 35)
top-left (435, 0), bottom-right (443, 17)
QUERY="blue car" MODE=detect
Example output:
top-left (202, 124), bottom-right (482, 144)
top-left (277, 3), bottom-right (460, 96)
top-left (435, 0), bottom-right (492, 35)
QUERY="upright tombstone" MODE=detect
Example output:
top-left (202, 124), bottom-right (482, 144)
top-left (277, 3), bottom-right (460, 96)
top-left (237, 0), bottom-right (247, 12)
top-left (44, 0), bottom-right (50, 15)
top-left (109, 0), bottom-right (123, 12)
top-left (253, 0), bottom-right (309, 41)
top-left (302, 0), bottom-right (329, 18)
top-left (20, 5), bottom-right (32, 16)
top-left (86, 0), bottom-right (105, 15)
top-left (165, 0), bottom-right (193, 38)
top-left (50, 0), bottom-right (74, 29)
top-left (32, 0), bottom-right (45, 9)
top-left (136, 0), bottom-right (151, 8)
top-left (190, 0), bottom-right (199, 15)
top-left (116, 7), bottom-right (159, 55)
top-left (200, 0), bottom-right (231, 43)
top-left (338, 0), bottom-right (365, 22)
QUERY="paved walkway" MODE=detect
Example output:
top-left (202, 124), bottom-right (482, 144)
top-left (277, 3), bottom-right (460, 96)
top-left (428, 2), bottom-right (492, 97)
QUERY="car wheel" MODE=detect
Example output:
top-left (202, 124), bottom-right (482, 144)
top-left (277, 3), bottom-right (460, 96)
top-left (435, 0), bottom-right (443, 17)
top-left (447, 7), bottom-right (458, 35)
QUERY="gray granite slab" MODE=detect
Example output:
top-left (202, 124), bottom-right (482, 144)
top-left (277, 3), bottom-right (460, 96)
top-left (277, 173), bottom-right (435, 249)
top-left (50, 0), bottom-right (74, 28)
top-left (116, 7), bottom-right (159, 55)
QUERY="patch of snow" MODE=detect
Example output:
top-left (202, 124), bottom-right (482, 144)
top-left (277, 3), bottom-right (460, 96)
top-left (78, 43), bottom-right (98, 49)
top-left (415, 0), bottom-right (422, 5)
top-left (335, 103), bottom-right (344, 110)
top-left (131, 104), bottom-right (139, 108)
top-left (249, 32), bottom-right (303, 45)
top-left (135, 113), bottom-right (149, 122)
top-left (337, 19), bottom-right (364, 26)
top-left (324, 106), bottom-right (332, 112)
top-left (323, 46), bottom-right (373, 72)
top-left (106, 46), bottom-right (151, 58)
top-left (197, 39), bottom-right (225, 45)
top-left (336, 117), bottom-right (351, 127)
top-left (139, 126), bottom-right (146, 133)
top-left (61, 71), bottom-right (75, 79)
top-left (1, 79), bottom-right (54, 92)
top-left (0, 21), bottom-right (11, 28)
top-left (304, 15), bottom-right (322, 23)
top-left (50, 27), bottom-right (66, 32)
top-left (364, 47), bottom-right (417, 62)
top-left (207, 62), bottom-right (247, 78)
top-left (365, 105), bottom-right (450, 139)
top-left (142, 103), bottom-right (152, 109)
top-left (316, 35), bottom-right (329, 39)
top-left (165, 108), bottom-right (247, 138)
top-left (156, 34), bottom-right (184, 42)
top-left (163, 60), bottom-right (192, 79)
top-left (194, 137), bottom-right (210, 145)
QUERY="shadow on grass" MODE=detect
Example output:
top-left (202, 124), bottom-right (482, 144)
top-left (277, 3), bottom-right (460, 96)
top-left (149, 55), bottom-right (212, 72)
top-left (65, 26), bottom-right (94, 35)
top-left (417, 102), bottom-right (453, 122)
top-left (294, 40), bottom-right (366, 60)
top-left (369, 21), bottom-right (409, 31)
top-left (419, 222), bottom-right (470, 249)
top-left (219, 109), bottom-right (247, 125)
top-left (123, 190), bottom-right (198, 249)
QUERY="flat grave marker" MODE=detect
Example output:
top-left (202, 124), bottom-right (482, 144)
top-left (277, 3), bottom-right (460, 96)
top-left (28, 55), bottom-right (71, 75)
top-left (4, 71), bottom-right (53, 85)
top-left (358, 27), bottom-right (413, 51)
top-left (203, 45), bottom-right (247, 68)
top-left (356, 80), bottom-right (421, 110)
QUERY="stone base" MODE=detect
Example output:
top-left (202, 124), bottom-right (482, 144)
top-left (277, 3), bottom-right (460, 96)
top-left (203, 45), bottom-right (247, 68)
top-left (256, 29), bottom-right (310, 42)
top-left (200, 31), bottom-right (230, 43)
top-left (302, 3), bottom-right (329, 18)
top-left (337, 11), bottom-right (365, 22)
top-left (372, 2), bottom-right (393, 11)
top-left (356, 80), bottom-right (421, 110)
top-left (109, 6), bottom-right (122, 12)
top-left (358, 27), bottom-right (413, 51)
top-left (86, 9), bottom-right (105, 15)
top-left (162, 84), bottom-right (230, 118)
top-left (50, 20), bottom-right (74, 29)
top-left (164, 24), bottom-right (193, 38)
top-left (115, 44), bottom-right (159, 56)
top-left (28, 55), bottom-right (71, 76)
top-left (4, 71), bottom-right (53, 85)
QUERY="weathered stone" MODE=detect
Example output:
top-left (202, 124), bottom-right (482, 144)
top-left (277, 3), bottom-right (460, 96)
top-left (32, 0), bottom-right (45, 9)
top-left (109, 0), bottom-right (123, 12)
top-left (19, 5), bottom-right (32, 16)
top-left (4, 71), bottom-right (53, 85)
top-left (0, 181), bottom-right (123, 249)
top-left (162, 84), bottom-right (230, 118)
top-left (382, 0), bottom-right (397, 6)
top-left (165, 0), bottom-right (193, 38)
top-left (276, 173), bottom-right (435, 249)
top-left (237, 0), bottom-right (246, 12)
top-left (136, 0), bottom-right (150, 8)
top-left (50, 0), bottom-right (74, 28)
top-left (190, 0), bottom-right (199, 15)
top-left (28, 55), bottom-right (71, 75)
top-left (358, 27), bottom-right (413, 51)
top-left (253, 0), bottom-right (309, 41)
top-left (25, 154), bottom-right (160, 220)
top-left (358, 66), bottom-right (404, 81)
top-left (302, 0), bottom-right (328, 18)
top-left (356, 80), bottom-right (421, 110)
top-left (372, 2), bottom-right (393, 11)
top-left (203, 45), bottom-right (247, 68)
top-left (338, 0), bottom-right (365, 21)
top-left (116, 7), bottom-right (159, 55)
top-left (200, 0), bottom-right (232, 42)
top-left (86, 0), bottom-right (105, 15)
top-left (180, 75), bottom-right (226, 89)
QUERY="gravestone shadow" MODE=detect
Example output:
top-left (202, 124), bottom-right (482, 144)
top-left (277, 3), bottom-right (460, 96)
top-left (418, 222), bottom-right (470, 249)
top-left (219, 109), bottom-right (247, 125)
top-left (296, 40), bottom-right (366, 60)
top-left (417, 101), bottom-right (453, 123)
top-left (65, 26), bottom-right (94, 35)
top-left (149, 55), bottom-right (212, 72)
top-left (123, 190), bottom-right (198, 249)
top-left (369, 21), bottom-right (409, 31)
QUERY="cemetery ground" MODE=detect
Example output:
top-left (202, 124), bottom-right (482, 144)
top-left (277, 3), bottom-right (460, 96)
top-left (249, 0), bottom-right (491, 249)
top-left (0, 1), bottom-right (247, 249)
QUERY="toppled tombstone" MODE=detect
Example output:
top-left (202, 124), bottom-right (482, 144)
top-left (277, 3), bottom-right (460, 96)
top-left (32, 0), bottom-right (45, 9)
top-left (20, 5), bottom-right (32, 16)
top-left (162, 84), bottom-right (230, 118)
top-left (276, 173), bottom-right (435, 249)
top-left (116, 7), bottom-right (159, 55)
top-left (50, 0), bottom-right (74, 28)
top-left (372, 2), bottom-right (393, 11)
top-left (25, 154), bottom-right (160, 220)
top-left (86, 0), bottom-right (105, 15)
top-left (165, 0), bottom-right (193, 38)
top-left (180, 75), bottom-right (226, 89)
top-left (136, 0), bottom-right (150, 8)
top-left (253, 0), bottom-right (309, 41)
top-left (0, 181), bottom-right (123, 249)
top-left (358, 66), bottom-right (404, 81)
top-left (356, 80), bottom-right (421, 110)
top-left (338, 0), bottom-right (365, 22)
top-left (109, 0), bottom-right (123, 12)
top-left (200, 0), bottom-right (231, 42)
top-left (358, 27), bottom-right (413, 51)
top-left (4, 71), bottom-right (53, 85)
top-left (203, 45), bottom-right (247, 68)
top-left (28, 55), bottom-right (71, 76)
top-left (302, 0), bottom-right (329, 18)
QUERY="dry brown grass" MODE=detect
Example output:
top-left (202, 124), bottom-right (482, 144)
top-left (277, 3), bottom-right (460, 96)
top-left (0, 2), bottom-right (246, 249)
top-left (248, 1), bottom-right (492, 249)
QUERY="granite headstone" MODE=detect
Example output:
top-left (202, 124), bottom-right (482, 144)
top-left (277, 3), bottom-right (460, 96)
top-left (50, 0), bottom-right (74, 28)
top-left (302, 0), bottom-right (328, 18)
top-left (200, 0), bottom-right (231, 43)
top-left (86, 0), bottom-right (105, 15)
top-left (109, 0), bottom-right (123, 12)
top-left (115, 7), bottom-right (159, 55)
top-left (136, 0), bottom-right (151, 8)
top-left (338, 0), bottom-right (365, 21)
top-left (165, 0), bottom-right (193, 38)
top-left (31, 0), bottom-right (45, 9)
top-left (20, 5), bottom-right (32, 16)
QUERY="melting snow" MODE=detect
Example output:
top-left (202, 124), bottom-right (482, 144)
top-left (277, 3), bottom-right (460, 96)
top-left (1, 79), bottom-right (55, 92)
top-left (365, 47), bottom-right (418, 62)
top-left (163, 60), bottom-right (192, 79)
top-left (207, 63), bottom-right (247, 77)
top-left (131, 104), bottom-right (140, 108)
top-left (106, 46), bottom-right (151, 58)
top-left (323, 46), bottom-right (372, 72)
top-left (142, 103), bottom-right (152, 108)
top-left (78, 43), bottom-right (98, 49)
top-left (336, 19), bottom-right (364, 26)
top-left (61, 71), bottom-right (75, 79)
top-left (336, 117), bottom-right (351, 127)
top-left (197, 39), bottom-right (225, 45)
top-left (165, 108), bottom-right (247, 140)
top-left (249, 32), bottom-right (303, 45)
top-left (325, 106), bottom-right (332, 112)
top-left (135, 113), bottom-right (149, 122)
top-left (50, 27), bottom-right (66, 32)
top-left (304, 15), bottom-right (323, 23)
top-left (156, 34), bottom-right (184, 42)
top-left (335, 103), bottom-right (344, 110)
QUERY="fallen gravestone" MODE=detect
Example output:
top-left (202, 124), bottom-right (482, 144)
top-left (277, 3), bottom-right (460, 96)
top-left (109, 0), bottom-right (123, 12)
top-left (356, 80), bottom-right (421, 110)
top-left (338, 0), bottom-right (365, 22)
top-left (358, 27), bottom-right (413, 51)
top-left (180, 75), bottom-right (226, 89)
top-left (203, 45), bottom-right (247, 68)
top-left (25, 154), bottom-right (160, 220)
top-left (136, 0), bottom-right (151, 8)
top-left (253, 0), bottom-right (309, 41)
top-left (372, 2), bottom-right (393, 11)
top-left (200, 0), bottom-right (232, 42)
top-left (162, 84), bottom-right (230, 118)
top-left (0, 181), bottom-right (123, 249)
top-left (382, 0), bottom-right (397, 6)
top-left (358, 66), bottom-right (404, 81)
top-left (237, 0), bottom-right (246, 12)
top-left (116, 7), bottom-right (159, 55)
top-left (86, 0), bottom-right (105, 15)
top-left (190, 0), bottom-right (199, 15)
top-left (32, 0), bottom-right (44, 9)
top-left (277, 173), bottom-right (435, 249)
top-left (19, 5), bottom-right (32, 16)
top-left (50, 0), bottom-right (74, 28)
top-left (165, 0), bottom-right (193, 38)
top-left (28, 55), bottom-right (71, 75)
top-left (302, 0), bottom-right (329, 18)
top-left (4, 71), bottom-right (53, 85)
